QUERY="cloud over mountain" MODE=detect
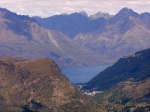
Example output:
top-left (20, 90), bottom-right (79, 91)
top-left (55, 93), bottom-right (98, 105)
top-left (0, 0), bottom-right (149, 17)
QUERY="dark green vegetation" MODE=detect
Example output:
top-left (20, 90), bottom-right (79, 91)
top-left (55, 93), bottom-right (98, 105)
top-left (133, 106), bottom-right (150, 112)
top-left (0, 57), bottom-right (103, 112)
top-left (94, 78), bottom-right (150, 111)
top-left (82, 48), bottom-right (150, 111)
top-left (84, 48), bottom-right (150, 91)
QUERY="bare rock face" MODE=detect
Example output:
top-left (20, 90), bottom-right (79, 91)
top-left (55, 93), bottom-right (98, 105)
top-left (74, 8), bottom-right (150, 62)
top-left (0, 58), bottom-right (94, 112)
top-left (0, 8), bottom-right (104, 68)
top-left (34, 8), bottom-right (150, 64)
top-left (90, 12), bottom-right (113, 20)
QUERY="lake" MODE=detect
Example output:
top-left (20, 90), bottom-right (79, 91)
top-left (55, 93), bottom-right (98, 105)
top-left (61, 65), bottom-right (109, 84)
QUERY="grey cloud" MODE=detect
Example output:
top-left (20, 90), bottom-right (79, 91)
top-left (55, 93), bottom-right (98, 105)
top-left (0, 0), bottom-right (149, 17)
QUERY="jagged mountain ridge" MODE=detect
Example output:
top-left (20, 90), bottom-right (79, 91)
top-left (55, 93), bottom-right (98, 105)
top-left (34, 8), bottom-right (150, 63)
top-left (0, 8), bottom-right (105, 68)
top-left (33, 12), bottom-right (90, 38)
top-left (74, 8), bottom-right (150, 61)
top-left (90, 12), bottom-right (113, 20)
top-left (33, 11), bottom-right (113, 38)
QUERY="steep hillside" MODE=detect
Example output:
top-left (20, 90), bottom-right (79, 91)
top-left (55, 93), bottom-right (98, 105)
top-left (84, 48), bottom-right (150, 91)
top-left (94, 78), bottom-right (150, 112)
top-left (33, 12), bottom-right (111, 39)
top-left (33, 12), bottom-right (90, 38)
top-left (74, 8), bottom-right (150, 61)
top-left (34, 8), bottom-right (150, 63)
top-left (34, 11), bottom-right (113, 38)
top-left (89, 48), bottom-right (150, 112)
top-left (0, 57), bottom-right (101, 112)
top-left (0, 8), bottom-right (105, 68)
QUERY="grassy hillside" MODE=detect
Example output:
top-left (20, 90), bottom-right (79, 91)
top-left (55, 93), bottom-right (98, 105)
top-left (82, 48), bottom-right (150, 111)
top-left (93, 78), bottom-right (150, 111)
top-left (84, 48), bottom-right (150, 91)
top-left (0, 57), bottom-right (102, 112)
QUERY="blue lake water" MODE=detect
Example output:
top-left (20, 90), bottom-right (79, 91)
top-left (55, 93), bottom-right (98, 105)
top-left (61, 65), bottom-right (109, 84)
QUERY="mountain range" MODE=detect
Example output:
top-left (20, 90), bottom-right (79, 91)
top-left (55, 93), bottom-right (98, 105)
top-left (0, 7), bottom-right (149, 67)
top-left (34, 7), bottom-right (150, 63)
top-left (0, 7), bottom-right (150, 111)
top-left (33, 11), bottom-right (112, 39)
top-left (0, 8), bottom-right (105, 68)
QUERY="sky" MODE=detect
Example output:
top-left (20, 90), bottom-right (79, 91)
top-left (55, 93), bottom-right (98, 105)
top-left (0, 0), bottom-right (149, 17)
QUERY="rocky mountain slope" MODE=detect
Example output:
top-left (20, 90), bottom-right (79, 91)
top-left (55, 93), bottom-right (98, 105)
top-left (84, 48), bottom-right (150, 91)
top-left (33, 12), bottom-right (90, 39)
top-left (0, 57), bottom-right (102, 112)
top-left (34, 11), bottom-right (113, 38)
top-left (33, 11), bottom-right (113, 39)
top-left (0, 8), bottom-right (105, 68)
top-left (34, 8), bottom-right (150, 63)
top-left (90, 12), bottom-right (113, 20)
top-left (74, 8), bottom-right (150, 61)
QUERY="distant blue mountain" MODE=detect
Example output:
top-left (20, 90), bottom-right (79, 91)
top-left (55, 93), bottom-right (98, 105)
top-left (34, 8), bottom-right (150, 63)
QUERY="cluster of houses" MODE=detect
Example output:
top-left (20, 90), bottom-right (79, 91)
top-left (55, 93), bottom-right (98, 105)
top-left (83, 91), bottom-right (102, 96)
top-left (76, 84), bottom-right (102, 96)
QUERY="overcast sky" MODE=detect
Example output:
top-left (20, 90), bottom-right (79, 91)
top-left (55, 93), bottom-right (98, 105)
top-left (0, 0), bottom-right (149, 17)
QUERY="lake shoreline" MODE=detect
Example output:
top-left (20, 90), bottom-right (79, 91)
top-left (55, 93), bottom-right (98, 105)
top-left (61, 65), bottom-right (110, 84)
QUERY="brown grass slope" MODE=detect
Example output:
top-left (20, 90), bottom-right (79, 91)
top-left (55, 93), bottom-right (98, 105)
top-left (0, 57), bottom-right (100, 112)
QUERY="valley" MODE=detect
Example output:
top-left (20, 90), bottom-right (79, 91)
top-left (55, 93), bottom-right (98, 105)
top-left (0, 5), bottom-right (149, 112)
top-left (61, 65), bottom-right (109, 84)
